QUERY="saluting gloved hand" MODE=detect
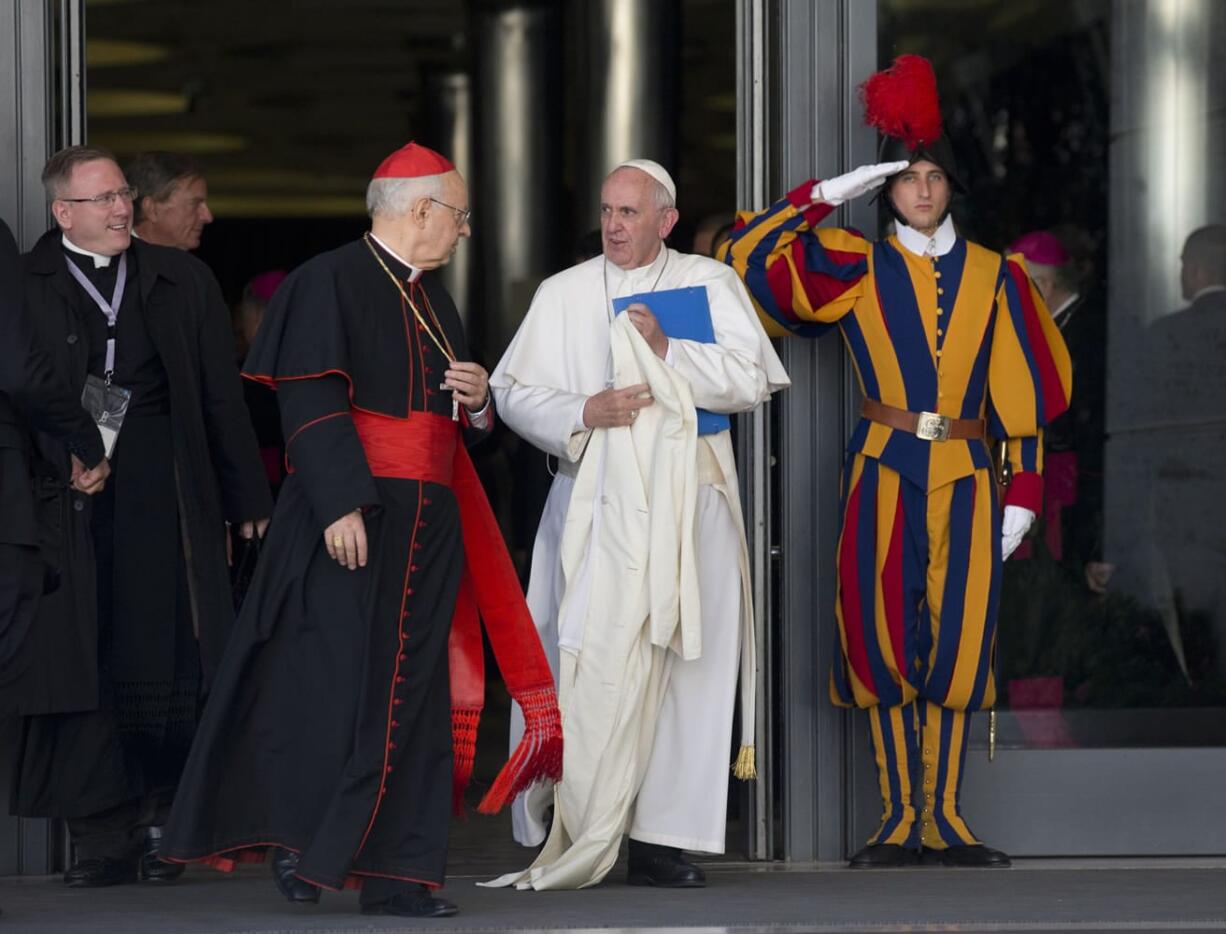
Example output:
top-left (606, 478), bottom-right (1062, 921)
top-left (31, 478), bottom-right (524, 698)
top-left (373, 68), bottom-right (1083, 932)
top-left (811, 161), bottom-right (911, 206)
top-left (1001, 505), bottom-right (1036, 561)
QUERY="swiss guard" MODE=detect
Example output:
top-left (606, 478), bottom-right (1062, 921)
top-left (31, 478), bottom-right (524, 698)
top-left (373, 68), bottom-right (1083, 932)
top-left (722, 55), bottom-right (1072, 868)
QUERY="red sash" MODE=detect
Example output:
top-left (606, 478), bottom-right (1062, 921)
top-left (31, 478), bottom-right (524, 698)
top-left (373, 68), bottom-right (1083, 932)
top-left (352, 410), bottom-right (561, 813)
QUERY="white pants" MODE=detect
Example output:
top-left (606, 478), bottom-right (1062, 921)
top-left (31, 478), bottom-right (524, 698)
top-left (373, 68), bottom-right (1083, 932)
top-left (511, 481), bottom-right (742, 854)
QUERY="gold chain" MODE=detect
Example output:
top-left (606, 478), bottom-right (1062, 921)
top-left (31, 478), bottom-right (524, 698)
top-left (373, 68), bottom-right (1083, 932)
top-left (362, 233), bottom-right (456, 362)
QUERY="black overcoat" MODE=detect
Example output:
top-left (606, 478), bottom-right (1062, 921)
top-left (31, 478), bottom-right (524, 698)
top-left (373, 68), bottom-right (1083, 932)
top-left (15, 230), bottom-right (272, 714)
top-left (0, 219), bottom-right (103, 716)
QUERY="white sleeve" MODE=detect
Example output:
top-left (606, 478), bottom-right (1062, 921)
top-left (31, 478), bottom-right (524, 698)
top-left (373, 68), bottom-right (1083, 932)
top-left (492, 382), bottom-right (592, 463)
top-left (665, 275), bottom-right (772, 413)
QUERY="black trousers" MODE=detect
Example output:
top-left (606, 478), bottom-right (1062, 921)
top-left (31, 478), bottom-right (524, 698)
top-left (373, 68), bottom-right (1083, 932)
top-left (67, 784), bottom-right (176, 861)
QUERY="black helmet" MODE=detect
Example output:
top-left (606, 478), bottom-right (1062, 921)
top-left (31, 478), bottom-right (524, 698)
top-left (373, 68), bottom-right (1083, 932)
top-left (860, 55), bottom-right (966, 223)
top-left (877, 133), bottom-right (967, 195)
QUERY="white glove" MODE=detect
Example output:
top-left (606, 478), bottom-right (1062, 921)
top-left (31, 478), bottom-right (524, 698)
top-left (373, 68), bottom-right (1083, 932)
top-left (1001, 505), bottom-right (1036, 561)
top-left (811, 161), bottom-right (911, 206)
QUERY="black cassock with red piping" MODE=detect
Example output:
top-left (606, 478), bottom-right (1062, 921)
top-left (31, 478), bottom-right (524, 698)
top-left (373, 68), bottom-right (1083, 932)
top-left (162, 236), bottom-right (561, 892)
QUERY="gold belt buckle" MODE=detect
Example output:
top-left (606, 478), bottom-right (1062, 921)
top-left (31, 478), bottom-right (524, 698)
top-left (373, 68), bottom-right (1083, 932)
top-left (915, 411), bottom-right (951, 442)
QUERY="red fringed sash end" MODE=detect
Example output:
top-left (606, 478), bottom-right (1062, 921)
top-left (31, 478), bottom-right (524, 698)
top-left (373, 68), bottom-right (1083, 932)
top-left (451, 706), bottom-right (482, 815)
top-left (476, 685), bottom-right (563, 815)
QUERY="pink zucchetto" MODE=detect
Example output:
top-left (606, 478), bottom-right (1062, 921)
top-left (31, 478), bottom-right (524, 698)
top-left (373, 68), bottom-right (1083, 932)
top-left (1008, 230), bottom-right (1070, 266)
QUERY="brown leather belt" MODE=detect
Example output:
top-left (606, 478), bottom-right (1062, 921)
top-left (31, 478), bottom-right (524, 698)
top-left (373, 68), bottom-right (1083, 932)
top-left (861, 399), bottom-right (985, 442)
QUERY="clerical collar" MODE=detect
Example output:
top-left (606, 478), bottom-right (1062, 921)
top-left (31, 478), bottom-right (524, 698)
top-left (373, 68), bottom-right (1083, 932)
top-left (1051, 293), bottom-right (1080, 321)
top-left (368, 232), bottom-right (423, 283)
top-left (895, 215), bottom-right (957, 258)
top-left (62, 234), bottom-right (117, 269)
top-left (1192, 284), bottom-right (1226, 303)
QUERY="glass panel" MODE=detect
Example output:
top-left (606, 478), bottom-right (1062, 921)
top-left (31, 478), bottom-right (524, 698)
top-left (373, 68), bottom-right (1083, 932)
top-left (879, 0), bottom-right (1226, 749)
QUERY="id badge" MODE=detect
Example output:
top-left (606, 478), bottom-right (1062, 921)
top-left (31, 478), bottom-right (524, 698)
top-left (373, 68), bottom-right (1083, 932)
top-left (81, 374), bottom-right (132, 459)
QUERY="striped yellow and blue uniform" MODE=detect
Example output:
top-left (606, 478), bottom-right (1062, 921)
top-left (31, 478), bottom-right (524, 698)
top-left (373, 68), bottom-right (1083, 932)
top-left (722, 180), bottom-right (1072, 849)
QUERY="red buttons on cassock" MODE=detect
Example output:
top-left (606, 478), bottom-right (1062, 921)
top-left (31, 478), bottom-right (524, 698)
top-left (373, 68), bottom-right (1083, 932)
top-left (396, 676), bottom-right (406, 684)
top-left (391, 720), bottom-right (400, 728)
top-left (399, 654), bottom-right (407, 662)
top-left (393, 698), bottom-right (403, 706)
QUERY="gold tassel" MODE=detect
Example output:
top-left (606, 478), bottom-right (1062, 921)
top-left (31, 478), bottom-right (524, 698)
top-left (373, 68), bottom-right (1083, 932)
top-left (731, 745), bottom-right (757, 781)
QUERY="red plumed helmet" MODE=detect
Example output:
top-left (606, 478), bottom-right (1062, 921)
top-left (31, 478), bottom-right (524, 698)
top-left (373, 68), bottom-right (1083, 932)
top-left (859, 54), bottom-right (943, 150)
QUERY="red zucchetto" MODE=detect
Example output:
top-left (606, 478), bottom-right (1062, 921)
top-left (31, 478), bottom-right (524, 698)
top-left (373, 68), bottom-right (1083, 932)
top-left (372, 141), bottom-right (455, 179)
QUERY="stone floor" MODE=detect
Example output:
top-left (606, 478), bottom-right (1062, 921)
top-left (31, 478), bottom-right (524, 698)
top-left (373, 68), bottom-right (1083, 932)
top-left (4, 856), bottom-right (1226, 933)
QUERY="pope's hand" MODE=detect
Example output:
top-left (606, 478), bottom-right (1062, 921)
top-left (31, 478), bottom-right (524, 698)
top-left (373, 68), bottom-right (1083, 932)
top-left (625, 303), bottom-right (669, 359)
top-left (1001, 505), bottom-right (1036, 561)
top-left (583, 384), bottom-right (653, 429)
top-left (324, 509), bottom-right (367, 571)
top-left (811, 161), bottom-right (911, 206)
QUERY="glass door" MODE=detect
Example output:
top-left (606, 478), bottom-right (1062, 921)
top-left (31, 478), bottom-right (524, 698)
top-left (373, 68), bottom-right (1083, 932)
top-left (850, 0), bottom-right (1226, 856)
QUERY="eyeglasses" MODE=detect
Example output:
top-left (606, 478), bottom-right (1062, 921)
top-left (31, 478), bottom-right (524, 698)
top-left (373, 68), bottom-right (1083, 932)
top-left (59, 187), bottom-right (138, 207)
top-left (429, 197), bottom-right (472, 226)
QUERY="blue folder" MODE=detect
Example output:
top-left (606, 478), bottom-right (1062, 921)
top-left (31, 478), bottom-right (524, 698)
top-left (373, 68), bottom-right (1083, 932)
top-left (612, 286), bottom-right (730, 436)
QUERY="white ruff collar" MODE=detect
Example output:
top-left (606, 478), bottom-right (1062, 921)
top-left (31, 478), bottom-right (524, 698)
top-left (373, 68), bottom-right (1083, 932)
top-left (895, 215), bottom-right (957, 258)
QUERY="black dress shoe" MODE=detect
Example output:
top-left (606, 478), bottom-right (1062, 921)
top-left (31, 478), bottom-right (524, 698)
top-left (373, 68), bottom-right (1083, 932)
top-left (923, 844), bottom-right (1012, 868)
top-left (64, 856), bottom-right (139, 887)
top-left (626, 839), bottom-right (706, 888)
top-left (848, 843), bottom-right (921, 868)
top-left (361, 887), bottom-right (458, 918)
top-left (270, 847), bottom-right (321, 903)
top-left (139, 826), bottom-right (186, 883)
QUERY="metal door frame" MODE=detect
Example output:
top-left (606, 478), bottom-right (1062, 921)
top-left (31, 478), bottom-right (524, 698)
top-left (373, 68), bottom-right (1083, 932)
top-left (734, 0), bottom-right (877, 863)
top-left (0, 0), bottom-right (85, 876)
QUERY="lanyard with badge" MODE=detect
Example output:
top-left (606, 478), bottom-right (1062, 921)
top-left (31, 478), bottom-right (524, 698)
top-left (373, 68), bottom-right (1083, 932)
top-left (66, 254), bottom-right (132, 458)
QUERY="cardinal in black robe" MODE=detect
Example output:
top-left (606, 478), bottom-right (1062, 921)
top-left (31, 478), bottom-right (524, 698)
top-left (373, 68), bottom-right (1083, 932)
top-left (161, 142), bottom-right (562, 919)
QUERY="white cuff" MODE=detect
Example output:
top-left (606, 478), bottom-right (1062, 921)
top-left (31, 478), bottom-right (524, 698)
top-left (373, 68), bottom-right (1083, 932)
top-left (574, 396), bottom-right (590, 431)
top-left (466, 394), bottom-right (492, 429)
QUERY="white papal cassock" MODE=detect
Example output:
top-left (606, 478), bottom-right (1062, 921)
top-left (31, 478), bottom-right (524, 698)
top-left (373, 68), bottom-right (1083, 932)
top-left (488, 246), bottom-right (789, 889)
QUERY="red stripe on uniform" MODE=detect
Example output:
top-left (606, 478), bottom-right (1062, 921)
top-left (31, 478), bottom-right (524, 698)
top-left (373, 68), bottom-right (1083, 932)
top-left (1007, 261), bottom-right (1069, 421)
top-left (1003, 470), bottom-right (1043, 513)
top-left (882, 490), bottom-right (906, 676)
top-left (765, 251), bottom-right (801, 324)
top-left (838, 477), bottom-right (877, 698)
top-left (792, 240), bottom-right (862, 312)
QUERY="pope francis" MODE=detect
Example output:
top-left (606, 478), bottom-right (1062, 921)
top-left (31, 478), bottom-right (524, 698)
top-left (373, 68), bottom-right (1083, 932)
top-left (488, 159), bottom-right (789, 890)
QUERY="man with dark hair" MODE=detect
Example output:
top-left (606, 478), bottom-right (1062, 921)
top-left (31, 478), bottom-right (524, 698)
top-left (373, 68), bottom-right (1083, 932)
top-left (724, 55), bottom-right (1071, 869)
top-left (123, 151), bottom-right (213, 250)
top-left (1179, 224), bottom-right (1226, 299)
top-left (10, 145), bottom-right (272, 888)
top-left (1146, 223), bottom-right (1226, 631)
